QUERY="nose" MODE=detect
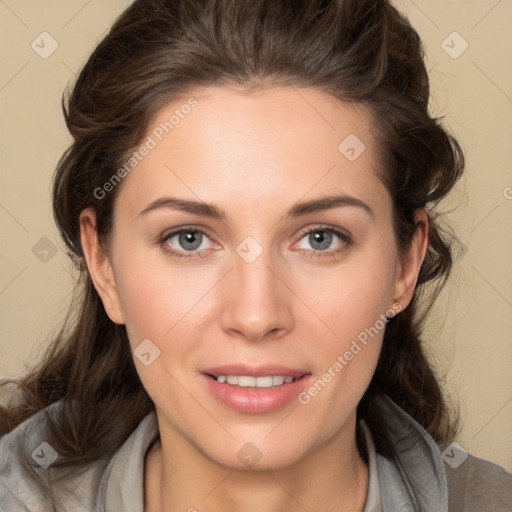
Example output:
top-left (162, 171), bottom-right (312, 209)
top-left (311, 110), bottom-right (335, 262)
top-left (219, 251), bottom-right (295, 342)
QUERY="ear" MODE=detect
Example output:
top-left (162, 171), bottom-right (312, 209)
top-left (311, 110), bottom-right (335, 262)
top-left (391, 208), bottom-right (429, 311)
top-left (79, 208), bottom-right (125, 324)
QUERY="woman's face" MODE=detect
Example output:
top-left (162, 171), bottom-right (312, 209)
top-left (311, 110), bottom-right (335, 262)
top-left (82, 85), bottom-right (425, 470)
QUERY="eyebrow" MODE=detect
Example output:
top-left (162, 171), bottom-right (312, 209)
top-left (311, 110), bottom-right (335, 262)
top-left (138, 194), bottom-right (374, 220)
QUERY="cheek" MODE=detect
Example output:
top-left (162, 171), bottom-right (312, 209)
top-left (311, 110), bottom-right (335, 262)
top-left (308, 249), bottom-right (396, 344)
top-left (296, 241), bottom-right (396, 405)
top-left (110, 234), bottom-right (215, 345)
top-left (115, 268), bottom-right (171, 343)
top-left (296, 260), bottom-right (393, 428)
top-left (112, 256), bottom-right (210, 399)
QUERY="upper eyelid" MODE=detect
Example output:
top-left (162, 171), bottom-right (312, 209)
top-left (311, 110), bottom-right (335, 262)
top-left (162, 225), bottom-right (212, 239)
top-left (295, 224), bottom-right (350, 239)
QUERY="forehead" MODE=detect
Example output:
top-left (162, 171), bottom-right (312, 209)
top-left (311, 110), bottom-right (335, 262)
top-left (115, 85), bottom-right (388, 216)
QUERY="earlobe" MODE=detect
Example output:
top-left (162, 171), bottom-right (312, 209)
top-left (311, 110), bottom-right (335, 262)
top-left (391, 209), bottom-right (429, 311)
top-left (79, 208), bottom-right (125, 325)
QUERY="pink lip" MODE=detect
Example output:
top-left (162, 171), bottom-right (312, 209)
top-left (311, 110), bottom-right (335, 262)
top-left (200, 365), bottom-right (312, 413)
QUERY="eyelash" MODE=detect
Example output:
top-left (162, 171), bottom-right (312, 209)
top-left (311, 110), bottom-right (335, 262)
top-left (159, 224), bottom-right (352, 260)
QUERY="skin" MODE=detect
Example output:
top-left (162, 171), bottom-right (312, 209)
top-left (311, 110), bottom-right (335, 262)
top-left (80, 85), bottom-right (428, 512)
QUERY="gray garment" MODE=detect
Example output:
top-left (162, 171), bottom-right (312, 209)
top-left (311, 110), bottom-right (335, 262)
top-left (1, 395), bottom-right (511, 511)
top-left (361, 421), bottom-right (382, 512)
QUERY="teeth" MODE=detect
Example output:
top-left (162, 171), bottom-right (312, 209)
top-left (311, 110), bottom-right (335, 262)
top-left (213, 375), bottom-right (296, 387)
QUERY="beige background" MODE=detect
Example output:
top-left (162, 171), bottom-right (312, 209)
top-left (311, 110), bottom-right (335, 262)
top-left (1, 0), bottom-right (511, 472)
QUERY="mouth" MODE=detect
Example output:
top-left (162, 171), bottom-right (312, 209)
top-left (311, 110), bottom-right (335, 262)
top-left (205, 374), bottom-right (301, 387)
top-left (201, 365), bottom-right (312, 413)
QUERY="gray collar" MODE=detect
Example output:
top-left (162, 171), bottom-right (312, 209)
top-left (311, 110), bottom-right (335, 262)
top-left (361, 420), bottom-right (383, 512)
top-left (372, 394), bottom-right (448, 512)
top-left (103, 411), bottom-right (159, 511)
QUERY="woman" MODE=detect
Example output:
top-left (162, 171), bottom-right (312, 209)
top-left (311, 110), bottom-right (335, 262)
top-left (1, 0), bottom-right (511, 510)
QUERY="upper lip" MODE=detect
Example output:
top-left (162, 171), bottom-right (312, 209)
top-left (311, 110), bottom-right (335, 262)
top-left (202, 364), bottom-right (310, 378)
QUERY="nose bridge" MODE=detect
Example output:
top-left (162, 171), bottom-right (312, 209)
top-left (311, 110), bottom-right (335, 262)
top-left (236, 252), bottom-right (277, 303)
top-left (219, 242), bottom-right (293, 340)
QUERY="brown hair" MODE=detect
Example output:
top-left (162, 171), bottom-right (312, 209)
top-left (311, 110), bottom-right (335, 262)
top-left (1, 0), bottom-right (463, 498)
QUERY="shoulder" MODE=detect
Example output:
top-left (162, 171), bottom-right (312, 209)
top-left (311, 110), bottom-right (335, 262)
top-left (372, 394), bottom-right (512, 511)
top-left (1, 402), bottom-right (53, 510)
top-left (443, 447), bottom-right (512, 511)
top-left (0, 400), bottom-right (112, 511)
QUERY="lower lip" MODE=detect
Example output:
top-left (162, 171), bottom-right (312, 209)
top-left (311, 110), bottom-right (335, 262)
top-left (201, 374), bottom-right (311, 413)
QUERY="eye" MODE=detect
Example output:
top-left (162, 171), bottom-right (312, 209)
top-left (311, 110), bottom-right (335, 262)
top-left (294, 226), bottom-right (351, 257)
top-left (159, 225), bottom-right (352, 260)
top-left (160, 227), bottom-right (217, 258)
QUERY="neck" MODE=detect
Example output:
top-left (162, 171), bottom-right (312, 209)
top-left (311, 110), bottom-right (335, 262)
top-left (144, 418), bottom-right (369, 512)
